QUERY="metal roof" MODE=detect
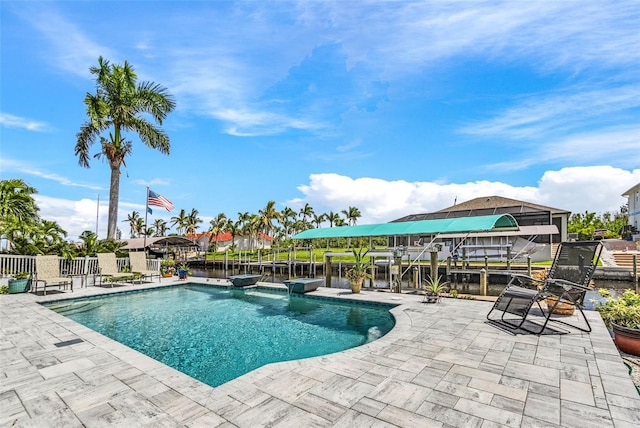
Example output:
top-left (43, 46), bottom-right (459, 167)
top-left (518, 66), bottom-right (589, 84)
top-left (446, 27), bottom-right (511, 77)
top-left (437, 224), bottom-right (558, 239)
top-left (121, 236), bottom-right (199, 250)
top-left (291, 214), bottom-right (519, 240)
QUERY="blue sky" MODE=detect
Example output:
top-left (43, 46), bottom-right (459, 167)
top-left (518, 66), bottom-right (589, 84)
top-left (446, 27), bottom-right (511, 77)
top-left (1, 1), bottom-right (639, 240)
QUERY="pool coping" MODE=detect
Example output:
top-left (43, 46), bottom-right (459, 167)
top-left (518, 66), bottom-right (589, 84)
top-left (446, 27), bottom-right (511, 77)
top-left (2, 277), bottom-right (640, 426)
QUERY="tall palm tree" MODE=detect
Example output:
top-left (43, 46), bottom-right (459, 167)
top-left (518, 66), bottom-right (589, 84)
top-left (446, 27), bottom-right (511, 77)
top-left (299, 203), bottom-right (314, 223)
top-left (75, 56), bottom-right (175, 239)
top-left (170, 209), bottom-right (189, 235)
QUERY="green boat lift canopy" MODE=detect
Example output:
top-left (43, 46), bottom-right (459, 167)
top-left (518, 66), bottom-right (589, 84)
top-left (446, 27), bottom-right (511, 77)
top-left (291, 214), bottom-right (519, 240)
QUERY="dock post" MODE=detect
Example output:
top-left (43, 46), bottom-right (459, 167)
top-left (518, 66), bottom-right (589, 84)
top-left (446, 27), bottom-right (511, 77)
top-left (506, 247), bottom-right (511, 271)
top-left (325, 256), bottom-right (332, 288)
top-left (480, 268), bottom-right (487, 296)
top-left (430, 249), bottom-right (438, 283)
top-left (446, 256), bottom-right (452, 288)
top-left (634, 254), bottom-right (638, 293)
top-left (484, 255), bottom-right (488, 272)
top-left (527, 256), bottom-right (532, 277)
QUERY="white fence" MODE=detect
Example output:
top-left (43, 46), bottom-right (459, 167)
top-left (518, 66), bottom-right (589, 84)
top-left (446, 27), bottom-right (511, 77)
top-left (0, 254), bottom-right (161, 278)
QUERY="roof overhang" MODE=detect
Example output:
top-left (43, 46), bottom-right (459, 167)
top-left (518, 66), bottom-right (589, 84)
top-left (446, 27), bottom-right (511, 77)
top-left (292, 214), bottom-right (519, 240)
top-left (437, 224), bottom-right (558, 239)
top-left (121, 236), bottom-right (198, 250)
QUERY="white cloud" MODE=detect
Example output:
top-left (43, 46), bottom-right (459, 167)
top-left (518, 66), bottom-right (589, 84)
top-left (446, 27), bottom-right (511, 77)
top-left (0, 113), bottom-right (48, 131)
top-left (290, 166), bottom-right (640, 224)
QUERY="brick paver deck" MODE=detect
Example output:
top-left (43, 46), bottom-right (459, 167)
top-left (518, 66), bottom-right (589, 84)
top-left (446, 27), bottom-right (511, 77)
top-left (1, 278), bottom-right (639, 427)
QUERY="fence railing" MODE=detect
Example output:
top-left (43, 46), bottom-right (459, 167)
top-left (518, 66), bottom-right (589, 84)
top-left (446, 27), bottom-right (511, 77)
top-left (0, 255), bottom-right (161, 278)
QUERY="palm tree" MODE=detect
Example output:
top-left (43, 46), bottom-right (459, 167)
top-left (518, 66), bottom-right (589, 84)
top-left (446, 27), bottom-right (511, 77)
top-left (326, 211), bottom-right (341, 227)
top-left (208, 213), bottom-right (227, 252)
top-left (124, 211), bottom-right (141, 238)
top-left (312, 213), bottom-right (327, 228)
top-left (185, 208), bottom-right (202, 236)
top-left (170, 209), bottom-right (189, 235)
top-left (299, 203), bottom-right (314, 223)
top-left (225, 220), bottom-right (240, 251)
top-left (75, 57), bottom-right (175, 239)
top-left (79, 230), bottom-right (99, 255)
top-left (0, 179), bottom-right (39, 225)
top-left (258, 200), bottom-right (282, 248)
top-left (342, 206), bottom-right (362, 226)
top-left (153, 219), bottom-right (168, 236)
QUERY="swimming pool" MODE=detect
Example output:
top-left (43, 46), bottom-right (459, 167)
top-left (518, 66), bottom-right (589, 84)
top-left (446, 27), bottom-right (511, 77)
top-left (44, 284), bottom-right (396, 387)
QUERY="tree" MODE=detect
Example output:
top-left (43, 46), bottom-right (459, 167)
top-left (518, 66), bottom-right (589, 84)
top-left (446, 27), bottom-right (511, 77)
top-left (299, 203), bottom-right (314, 222)
top-left (153, 219), bottom-right (168, 237)
top-left (124, 211), bottom-right (141, 238)
top-left (312, 213), bottom-right (327, 228)
top-left (0, 179), bottom-right (39, 225)
top-left (326, 211), bottom-right (341, 227)
top-left (185, 208), bottom-right (202, 236)
top-left (208, 213), bottom-right (228, 252)
top-left (342, 206), bottom-right (361, 226)
top-left (258, 200), bottom-right (282, 249)
top-left (75, 56), bottom-right (175, 239)
top-left (170, 209), bottom-right (189, 235)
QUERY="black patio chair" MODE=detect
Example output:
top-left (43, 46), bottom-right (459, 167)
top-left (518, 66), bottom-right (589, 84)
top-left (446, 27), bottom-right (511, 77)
top-left (487, 241), bottom-right (602, 335)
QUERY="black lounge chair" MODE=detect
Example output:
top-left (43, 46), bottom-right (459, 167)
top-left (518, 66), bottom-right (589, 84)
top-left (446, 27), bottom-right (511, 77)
top-left (487, 241), bottom-right (602, 335)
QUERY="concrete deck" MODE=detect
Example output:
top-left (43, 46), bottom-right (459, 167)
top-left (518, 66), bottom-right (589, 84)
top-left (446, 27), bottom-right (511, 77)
top-left (1, 278), bottom-right (639, 427)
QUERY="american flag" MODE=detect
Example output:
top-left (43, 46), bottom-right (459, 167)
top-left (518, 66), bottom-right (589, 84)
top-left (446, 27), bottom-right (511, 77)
top-left (148, 189), bottom-right (174, 212)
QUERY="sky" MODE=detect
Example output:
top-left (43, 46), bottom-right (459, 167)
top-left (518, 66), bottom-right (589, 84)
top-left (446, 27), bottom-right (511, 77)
top-left (1, 1), bottom-right (639, 241)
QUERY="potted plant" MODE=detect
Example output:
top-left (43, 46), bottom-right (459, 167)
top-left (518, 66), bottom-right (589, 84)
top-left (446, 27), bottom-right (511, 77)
top-left (595, 289), bottom-right (640, 356)
top-left (177, 263), bottom-right (189, 280)
top-left (8, 272), bottom-right (30, 294)
top-left (160, 260), bottom-right (175, 278)
top-left (423, 275), bottom-right (447, 303)
top-left (345, 249), bottom-right (374, 294)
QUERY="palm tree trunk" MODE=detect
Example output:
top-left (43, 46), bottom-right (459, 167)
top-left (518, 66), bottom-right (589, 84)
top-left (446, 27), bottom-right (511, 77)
top-left (107, 162), bottom-right (120, 239)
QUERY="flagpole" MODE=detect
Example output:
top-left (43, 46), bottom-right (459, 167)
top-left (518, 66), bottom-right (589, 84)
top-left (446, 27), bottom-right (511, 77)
top-left (144, 187), bottom-right (149, 254)
top-left (95, 194), bottom-right (100, 238)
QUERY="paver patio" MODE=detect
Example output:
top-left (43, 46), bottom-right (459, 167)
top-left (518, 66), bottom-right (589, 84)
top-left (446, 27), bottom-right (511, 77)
top-left (1, 278), bottom-right (639, 427)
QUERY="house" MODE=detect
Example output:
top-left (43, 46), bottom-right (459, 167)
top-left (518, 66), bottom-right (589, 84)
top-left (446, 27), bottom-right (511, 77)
top-left (622, 183), bottom-right (640, 241)
top-left (187, 232), bottom-right (273, 252)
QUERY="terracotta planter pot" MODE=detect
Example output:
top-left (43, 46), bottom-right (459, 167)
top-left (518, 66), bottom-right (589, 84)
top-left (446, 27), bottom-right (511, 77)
top-left (350, 278), bottom-right (363, 294)
top-left (612, 323), bottom-right (640, 357)
top-left (546, 296), bottom-right (575, 316)
top-left (161, 273), bottom-right (173, 278)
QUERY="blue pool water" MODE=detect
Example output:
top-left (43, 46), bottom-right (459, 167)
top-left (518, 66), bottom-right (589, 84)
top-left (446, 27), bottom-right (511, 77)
top-left (44, 284), bottom-right (395, 387)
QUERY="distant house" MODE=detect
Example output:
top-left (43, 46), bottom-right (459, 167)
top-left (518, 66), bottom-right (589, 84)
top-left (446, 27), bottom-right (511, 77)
top-left (187, 232), bottom-right (273, 252)
top-left (622, 183), bottom-right (640, 240)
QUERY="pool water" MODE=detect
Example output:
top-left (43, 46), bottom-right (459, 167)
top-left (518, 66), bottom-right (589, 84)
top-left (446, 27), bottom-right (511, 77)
top-left (44, 284), bottom-right (395, 387)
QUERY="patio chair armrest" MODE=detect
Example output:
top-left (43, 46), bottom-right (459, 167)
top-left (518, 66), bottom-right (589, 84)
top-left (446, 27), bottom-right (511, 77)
top-left (545, 278), bottom-right (590, 291)
top-left (508, 273), bottom-right (544, 289)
